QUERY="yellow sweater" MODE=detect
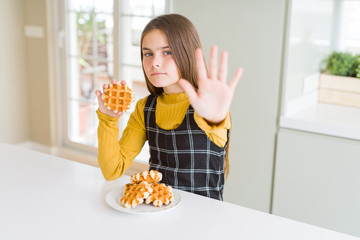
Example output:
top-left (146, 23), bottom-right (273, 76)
top-left (97, 92), bottom-right (230, 181)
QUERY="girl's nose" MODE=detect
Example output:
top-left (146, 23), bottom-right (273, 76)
top-left (151, 56), bottom-right (161, 68)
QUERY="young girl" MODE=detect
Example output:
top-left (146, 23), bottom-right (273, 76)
top-left (95, 14), bottom-right (242, 200)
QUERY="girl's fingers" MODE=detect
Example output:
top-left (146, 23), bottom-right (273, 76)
top-left (95, 90), bottom-right (102, 101)
top-left (178, 79), bottom-right (199, 105)
top-left (95, 90), bottom-right (105, 108)
top-left (195, 48), bottom-right (208, 81)
top-left (218, 51), bottom-right (228, 82)
top-left (228, 67), bottom-right (244, 89)
top-left (209, 45), bottom-right (218, 79)
top-left (115, 111), bottom-right (123, 117)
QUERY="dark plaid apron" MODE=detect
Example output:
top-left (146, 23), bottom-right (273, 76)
top-left (144, 94), bottom-right (228, 200)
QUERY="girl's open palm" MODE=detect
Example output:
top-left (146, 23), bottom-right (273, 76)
top-left (178, 46), bottom-right (243, 124)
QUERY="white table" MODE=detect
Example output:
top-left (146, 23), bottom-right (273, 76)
top-left (0, 143), bottom-right (358, 240)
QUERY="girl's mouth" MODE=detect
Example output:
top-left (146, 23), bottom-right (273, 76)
top-left (151, 72), bottom-right (166, 76)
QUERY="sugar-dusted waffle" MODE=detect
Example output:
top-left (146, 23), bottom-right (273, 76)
top-left (130, 170), bottom-right (162, 184)
top-left (146, 183), bottom-right (174, 207)
top-left (102, 82), bottom-right (135, 113)
top-left (120, 181), bottom-right (153, 208)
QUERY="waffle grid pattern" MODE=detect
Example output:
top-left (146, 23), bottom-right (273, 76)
top-left (102, 83), bottom-right (135, 113)
top-left (146, 183), bottom-right (174, 207)
top-left (120, 182), bottom-right (153, 208)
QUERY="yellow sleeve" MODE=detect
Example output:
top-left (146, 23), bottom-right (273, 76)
top-left (97, 97), bottom-right (148, 181)
top-left (193, 112), bottom-right (231, 148)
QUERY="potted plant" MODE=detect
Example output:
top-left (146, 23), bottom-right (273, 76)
top-left (318, 51), bottom-right (360, 108)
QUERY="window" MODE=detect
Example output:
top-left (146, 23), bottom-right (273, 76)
top-left (339, 0), bottom-right (360, 53)
top-left (280, 0), bottom-right (360, 140)
top-left (61, 0), bottom-right (171, 160)
top-left (283, 0), bottom-right (334, 107)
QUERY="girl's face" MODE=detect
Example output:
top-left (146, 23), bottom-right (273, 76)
top-left (142, 29), bottom-right (183, 94)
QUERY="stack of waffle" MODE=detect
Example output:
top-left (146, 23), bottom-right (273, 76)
top-left (120, 170), bottom-right (174, 208)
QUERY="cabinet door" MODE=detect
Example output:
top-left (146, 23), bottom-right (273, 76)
top-left (272, 129), bottom-right (360, 237)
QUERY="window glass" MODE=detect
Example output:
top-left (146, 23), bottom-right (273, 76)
top-left (284, 0), bottom-right (333, 108)
top-left (64, 0), bottom-right (169, 155)
top-left (340, 1), bottom-right (360, 53)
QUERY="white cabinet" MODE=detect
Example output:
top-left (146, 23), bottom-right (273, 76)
top-left (272, 128), bottom-right (360, 237)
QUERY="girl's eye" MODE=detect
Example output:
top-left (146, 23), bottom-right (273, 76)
top-left (164, 51), bottom-right (172, 56)
top-left (143, 52), bottom-right (152, 57)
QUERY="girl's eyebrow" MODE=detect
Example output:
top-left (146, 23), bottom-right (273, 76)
top-left (142, 46), bottom-right (170, 51)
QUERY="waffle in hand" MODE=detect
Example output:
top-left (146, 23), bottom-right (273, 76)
top-left (130, 170), bottom-right (162, 184)
top-left (146, 183), bottom-right (174, 207)
top-left (120, 181), bottom-right (153, 208)
top-left (102, 82), bottom-right (135, 113)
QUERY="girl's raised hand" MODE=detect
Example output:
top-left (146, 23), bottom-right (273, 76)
top-left (95, 80), bottom-right (126, 118)
top-left (178, 46), bottom-right (243, 124)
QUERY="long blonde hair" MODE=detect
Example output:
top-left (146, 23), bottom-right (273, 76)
top-left (140, 14), bottom-right (231, 179)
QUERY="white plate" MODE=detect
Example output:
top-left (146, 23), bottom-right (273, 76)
top-left (105, 186), bottom-right (182, 214)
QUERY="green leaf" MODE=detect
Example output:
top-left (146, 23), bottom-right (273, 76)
top-left (324, 51), bottom-right (355, 77)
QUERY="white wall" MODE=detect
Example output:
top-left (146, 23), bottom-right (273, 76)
top-left (0, 0), bottom-right (30, 144)
top-left (24, 0), bottom-right (52, 145)
top-left (0, 0), bottom-right (51, 145)
top-left (173, 0), bottom-right (286, 212)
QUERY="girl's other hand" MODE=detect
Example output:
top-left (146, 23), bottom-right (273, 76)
top-left (178, 45), bottom-right (243, 124)
top-left (95, 80), bottom-right (126, 118)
